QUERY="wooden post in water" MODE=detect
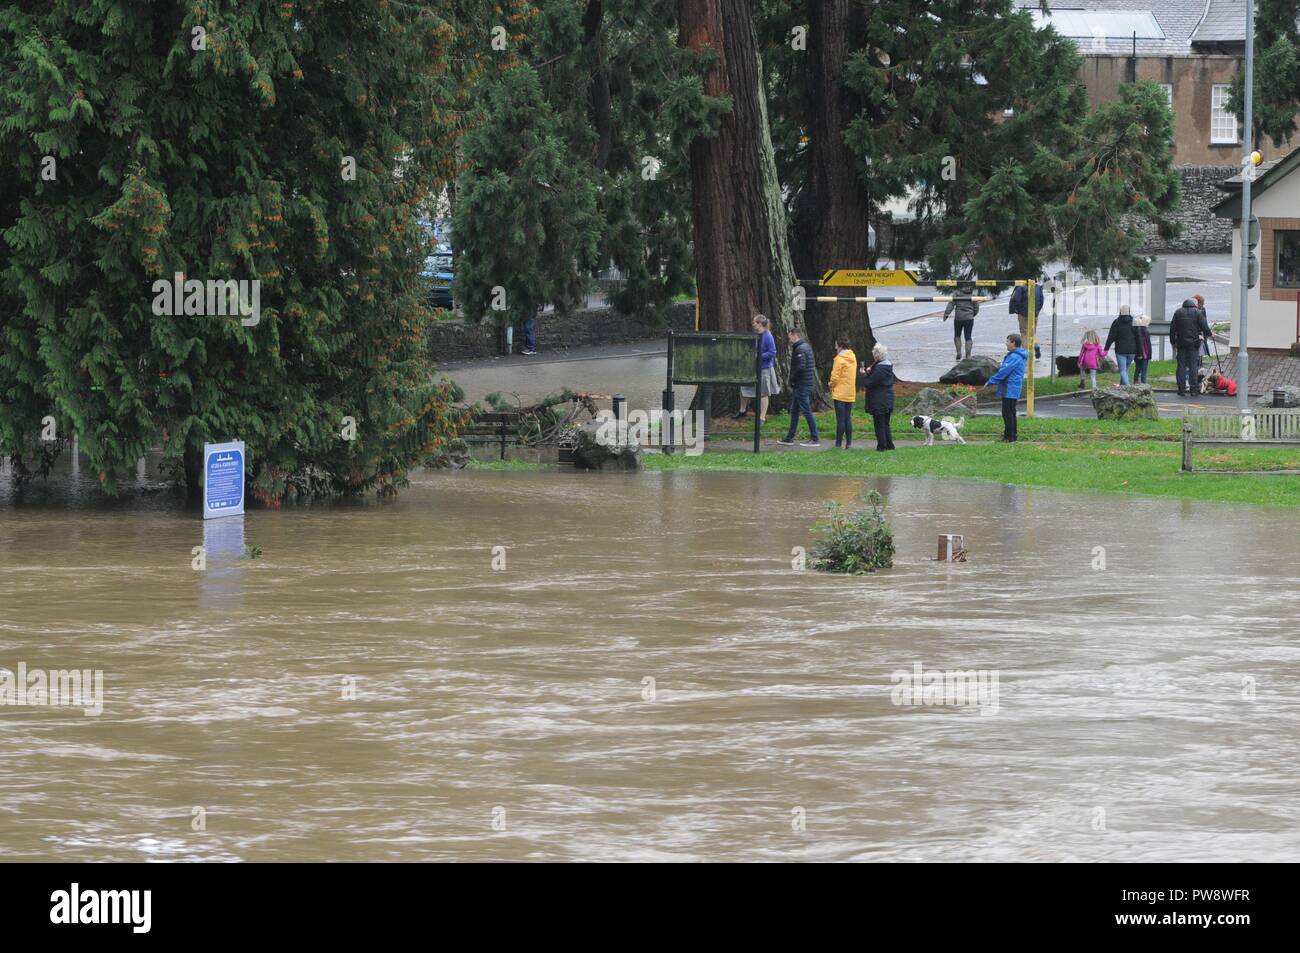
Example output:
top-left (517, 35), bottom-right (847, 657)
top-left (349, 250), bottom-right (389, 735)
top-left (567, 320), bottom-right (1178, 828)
top-left (937, 534), bottom-right (964, 562)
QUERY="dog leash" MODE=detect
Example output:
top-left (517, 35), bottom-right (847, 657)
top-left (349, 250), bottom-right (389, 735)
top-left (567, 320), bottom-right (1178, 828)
top-left (929, 392), bottom-right (977, 415)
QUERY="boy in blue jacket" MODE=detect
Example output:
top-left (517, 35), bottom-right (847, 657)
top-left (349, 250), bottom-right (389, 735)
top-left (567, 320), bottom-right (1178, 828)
top-left (981, 333), bottom-right (1028, 442)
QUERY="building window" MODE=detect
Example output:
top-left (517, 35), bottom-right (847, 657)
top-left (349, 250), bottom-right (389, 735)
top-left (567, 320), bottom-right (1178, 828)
top-left (1211, 85), bottom-right (1239, 143)
top-left (1276, 231), bottom-right (1300, 289)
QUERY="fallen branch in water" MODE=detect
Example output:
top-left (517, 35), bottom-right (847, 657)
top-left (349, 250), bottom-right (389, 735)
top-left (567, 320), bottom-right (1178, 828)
top-left (483, 389), bottom-right (603, 445)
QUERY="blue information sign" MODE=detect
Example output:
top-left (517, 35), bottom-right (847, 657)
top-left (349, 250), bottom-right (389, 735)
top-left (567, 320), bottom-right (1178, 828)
top-left (203, 441), bottom-right (246, 519)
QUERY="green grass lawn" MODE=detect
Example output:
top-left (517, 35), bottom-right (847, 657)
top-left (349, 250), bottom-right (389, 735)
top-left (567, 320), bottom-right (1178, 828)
top-left (711, 407), bottom-right (1180, 442)
top-left (461, 364), bottom-right (1300, 507)
top-left (646, 438), bottom-right (1300, 507)
top-left (1030, 359), bottom-right (1178, 396)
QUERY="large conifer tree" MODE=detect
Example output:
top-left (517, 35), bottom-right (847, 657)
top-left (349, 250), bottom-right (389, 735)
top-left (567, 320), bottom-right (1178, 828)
top-left (1, 0), bottom-right (474, 499)
top-left (452, 0), bottom-right (697, 329)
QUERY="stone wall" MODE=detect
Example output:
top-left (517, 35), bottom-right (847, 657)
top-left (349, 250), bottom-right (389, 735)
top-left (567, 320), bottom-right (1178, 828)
top-left (1137, 165), bottom-right (1234, 254)
top-left (428, 301), bottom-right (696, 362)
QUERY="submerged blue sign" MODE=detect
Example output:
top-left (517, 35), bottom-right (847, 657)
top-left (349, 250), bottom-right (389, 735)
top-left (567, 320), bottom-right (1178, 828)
top-left (203, 441), bottom-right (245, 519)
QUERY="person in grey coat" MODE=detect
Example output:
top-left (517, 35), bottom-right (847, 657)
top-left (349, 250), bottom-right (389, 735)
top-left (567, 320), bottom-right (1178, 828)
top-left (943, 283), bottom-right (980, 361)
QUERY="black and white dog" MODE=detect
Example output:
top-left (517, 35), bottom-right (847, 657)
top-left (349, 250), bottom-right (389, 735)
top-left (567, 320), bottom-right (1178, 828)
top-left (910, 415), bottom-right (966, 446)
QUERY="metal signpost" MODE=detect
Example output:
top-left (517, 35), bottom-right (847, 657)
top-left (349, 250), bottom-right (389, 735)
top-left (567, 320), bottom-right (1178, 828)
top-left (665, 331), bottom-right (762, 454)
top-left (1237, 0), bottom-right (1256, 409)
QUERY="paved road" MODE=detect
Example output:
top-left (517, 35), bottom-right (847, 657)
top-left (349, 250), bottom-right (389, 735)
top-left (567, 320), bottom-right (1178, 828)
top-left (443, 253), bottom-right (1235, 410)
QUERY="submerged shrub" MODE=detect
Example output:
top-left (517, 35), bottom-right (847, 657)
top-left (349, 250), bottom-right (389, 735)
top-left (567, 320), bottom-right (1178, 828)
top-left (811, 490), bottom-right (895, 575)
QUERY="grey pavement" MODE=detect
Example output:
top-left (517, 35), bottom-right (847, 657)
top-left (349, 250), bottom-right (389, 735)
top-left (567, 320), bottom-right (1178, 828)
top-left (444, 253), bottom-right (1235, 411)
top-left (1027, 388), bottom-right (1240, 419)
top-left (439, 339), bottom-right (664, 373)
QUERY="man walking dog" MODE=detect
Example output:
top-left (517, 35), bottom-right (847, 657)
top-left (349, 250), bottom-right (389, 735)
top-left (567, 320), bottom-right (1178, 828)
top-left (981, 333), bottom-right (1028, 442)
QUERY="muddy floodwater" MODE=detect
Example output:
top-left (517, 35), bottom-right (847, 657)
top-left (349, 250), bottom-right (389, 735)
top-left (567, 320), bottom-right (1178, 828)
top-left (2, 463), bottom-right (1299, 862)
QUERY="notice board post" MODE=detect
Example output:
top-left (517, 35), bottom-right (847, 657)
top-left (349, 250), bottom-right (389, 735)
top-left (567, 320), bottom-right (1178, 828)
top-left (665, 331), bottom-right (762, 454)
top-left (203, 441), bottom-right (246, 519)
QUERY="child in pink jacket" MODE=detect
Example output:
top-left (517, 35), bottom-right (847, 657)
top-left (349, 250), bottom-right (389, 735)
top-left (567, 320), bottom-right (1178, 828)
top-left (1078, 330), bottom-right (1104, 390)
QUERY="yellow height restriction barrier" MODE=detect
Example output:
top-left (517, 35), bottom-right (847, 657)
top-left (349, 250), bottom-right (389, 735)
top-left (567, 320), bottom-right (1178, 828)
top-left (812, 296), bottom-right (991, 304)
top-left (820, 269), bottom-right (920, 287)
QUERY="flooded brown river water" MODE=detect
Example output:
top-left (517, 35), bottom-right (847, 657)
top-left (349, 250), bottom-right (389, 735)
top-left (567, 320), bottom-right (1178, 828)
top-left (2, 463), bottom-right (1299, 862)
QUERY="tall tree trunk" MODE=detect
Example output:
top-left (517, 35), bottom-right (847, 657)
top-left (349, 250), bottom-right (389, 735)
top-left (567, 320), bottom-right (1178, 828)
top-left (679, 0), bottom-right (811, 412)
top-left (797, 0), bottom-right (877, 380)
top-left (183, 444), bottom-right (203, 507)
top-left (582, 0), bottom-right (613, 171)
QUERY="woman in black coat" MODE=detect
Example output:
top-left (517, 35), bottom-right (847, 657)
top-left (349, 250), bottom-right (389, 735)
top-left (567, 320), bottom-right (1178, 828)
top-left (859, 343), bottom-right (896, 451)
top-left (1104, 304), bottom-right (1139, 385)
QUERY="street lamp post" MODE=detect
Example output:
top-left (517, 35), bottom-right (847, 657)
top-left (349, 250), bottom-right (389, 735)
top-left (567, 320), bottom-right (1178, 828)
top-left (1237, 0), bottom-right (1256, 410)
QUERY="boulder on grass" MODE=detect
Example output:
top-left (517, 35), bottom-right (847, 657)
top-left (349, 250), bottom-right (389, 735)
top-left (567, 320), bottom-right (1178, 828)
top-left (939, 355), bottom-right (1001, 385)
top-left (1091, 383), bottom-right (1158, 420)
top-left (1056, 354), bottom-right (1118, 375)
top-left (572, 418), bottom-right (642, 471)
top-left (1254, 385), bottom-right (1300, 408)
top-left (904, 386), bottom-right (976, 418)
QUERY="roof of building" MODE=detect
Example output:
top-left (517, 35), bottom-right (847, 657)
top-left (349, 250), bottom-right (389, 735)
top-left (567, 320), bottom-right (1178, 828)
top-left (1212, 151), bottom-right (1300, 219)
top-left (1014, 1), bottom-right (1242, 57)
top-left (1190, 0), bottom-right (1246, 46)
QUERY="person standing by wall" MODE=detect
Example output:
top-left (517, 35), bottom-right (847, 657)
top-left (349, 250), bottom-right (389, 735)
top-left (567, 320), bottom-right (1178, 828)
top-left (520, 306), bottom-right (540, 356)
top-left (778, 328), bottom-right (820, 447)
top-left (860, 343), bottom-right (896, 451)
top-left (828, 336), bottom-right (857, 448)
top-left (734, 314), bottom-right (778, 423)
top-left (981, 333), bottom-right (1027, 443)
top-left (1170, 297), bottom-right (1212, 397)
top-left (1104, 304), bottom-right (1138, 386)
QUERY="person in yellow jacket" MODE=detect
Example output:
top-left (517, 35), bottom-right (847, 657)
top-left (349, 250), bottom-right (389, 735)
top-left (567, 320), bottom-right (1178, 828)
top-left (828, 336), bottom-right (858, 448)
